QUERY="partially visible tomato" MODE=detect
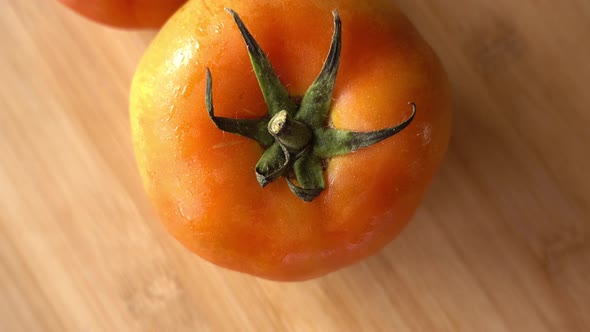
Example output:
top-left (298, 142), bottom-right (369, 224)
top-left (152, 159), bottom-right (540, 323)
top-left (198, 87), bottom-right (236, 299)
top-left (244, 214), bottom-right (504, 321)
top-left (130, 0), bottom-right (451, 280)
top-left (58, 0), bottom-right (187, 28)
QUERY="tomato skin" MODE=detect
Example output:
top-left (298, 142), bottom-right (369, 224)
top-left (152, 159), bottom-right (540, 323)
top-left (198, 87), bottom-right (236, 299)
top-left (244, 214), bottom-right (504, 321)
top-left (130, 0), bottom-right (451, 280)
top-left (57, 0), bottom-right (187, 28)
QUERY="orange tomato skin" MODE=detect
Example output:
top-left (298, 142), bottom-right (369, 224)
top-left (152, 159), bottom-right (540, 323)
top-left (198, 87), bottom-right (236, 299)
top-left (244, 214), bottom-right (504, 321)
top-left (130, 0), bottom-right (451, 280)
top-left (58, 0), bottom-right (187, 28)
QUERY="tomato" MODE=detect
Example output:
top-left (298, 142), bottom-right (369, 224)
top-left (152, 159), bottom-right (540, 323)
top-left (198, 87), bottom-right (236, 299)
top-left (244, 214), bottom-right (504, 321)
top-left (57, 0), bottom-right (187, 28)
top-left (130, 0), bottom-right (451, 281)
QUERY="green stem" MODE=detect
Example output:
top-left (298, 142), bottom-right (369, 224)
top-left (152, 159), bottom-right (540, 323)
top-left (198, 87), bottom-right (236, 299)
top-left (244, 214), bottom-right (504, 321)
top-left (204, 9), bottom-right (416, 202)
top-left (268, 110), bottom-right (313, 153)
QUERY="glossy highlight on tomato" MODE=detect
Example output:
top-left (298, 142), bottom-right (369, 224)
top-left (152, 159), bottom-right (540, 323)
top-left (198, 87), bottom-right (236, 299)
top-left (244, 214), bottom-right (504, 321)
top-left (130, 0), bottom-right (451, 281)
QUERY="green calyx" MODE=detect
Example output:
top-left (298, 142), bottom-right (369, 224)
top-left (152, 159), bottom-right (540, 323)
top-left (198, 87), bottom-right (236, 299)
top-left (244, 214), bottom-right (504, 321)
top-left (206, 8), bottom-right (416, 202)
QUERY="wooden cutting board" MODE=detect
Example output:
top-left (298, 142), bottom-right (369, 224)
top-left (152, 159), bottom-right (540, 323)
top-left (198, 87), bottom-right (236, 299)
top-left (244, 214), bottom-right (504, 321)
top-left (1, 1), bottom-right (588, 331)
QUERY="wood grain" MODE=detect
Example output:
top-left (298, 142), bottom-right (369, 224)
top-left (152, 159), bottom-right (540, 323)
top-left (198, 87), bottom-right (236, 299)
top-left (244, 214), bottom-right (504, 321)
top-left (1, 0), bottom-right (588, 331)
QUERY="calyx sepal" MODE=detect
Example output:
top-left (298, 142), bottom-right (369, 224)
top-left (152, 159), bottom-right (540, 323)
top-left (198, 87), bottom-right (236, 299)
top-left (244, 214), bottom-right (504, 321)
top-left (205, 9), bottom-right (416, 202)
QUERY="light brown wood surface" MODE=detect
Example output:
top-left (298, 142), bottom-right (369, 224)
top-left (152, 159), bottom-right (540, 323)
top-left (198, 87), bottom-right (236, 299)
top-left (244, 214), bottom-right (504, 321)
top-left (1, 1), bottom-right (589, 331)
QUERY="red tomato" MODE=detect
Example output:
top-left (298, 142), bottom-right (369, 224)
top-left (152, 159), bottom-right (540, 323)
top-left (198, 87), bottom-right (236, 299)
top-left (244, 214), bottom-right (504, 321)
top-left (130, 0), bottom-right (451, 280)
top-left (58, 0), bottom-right (187, 28)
